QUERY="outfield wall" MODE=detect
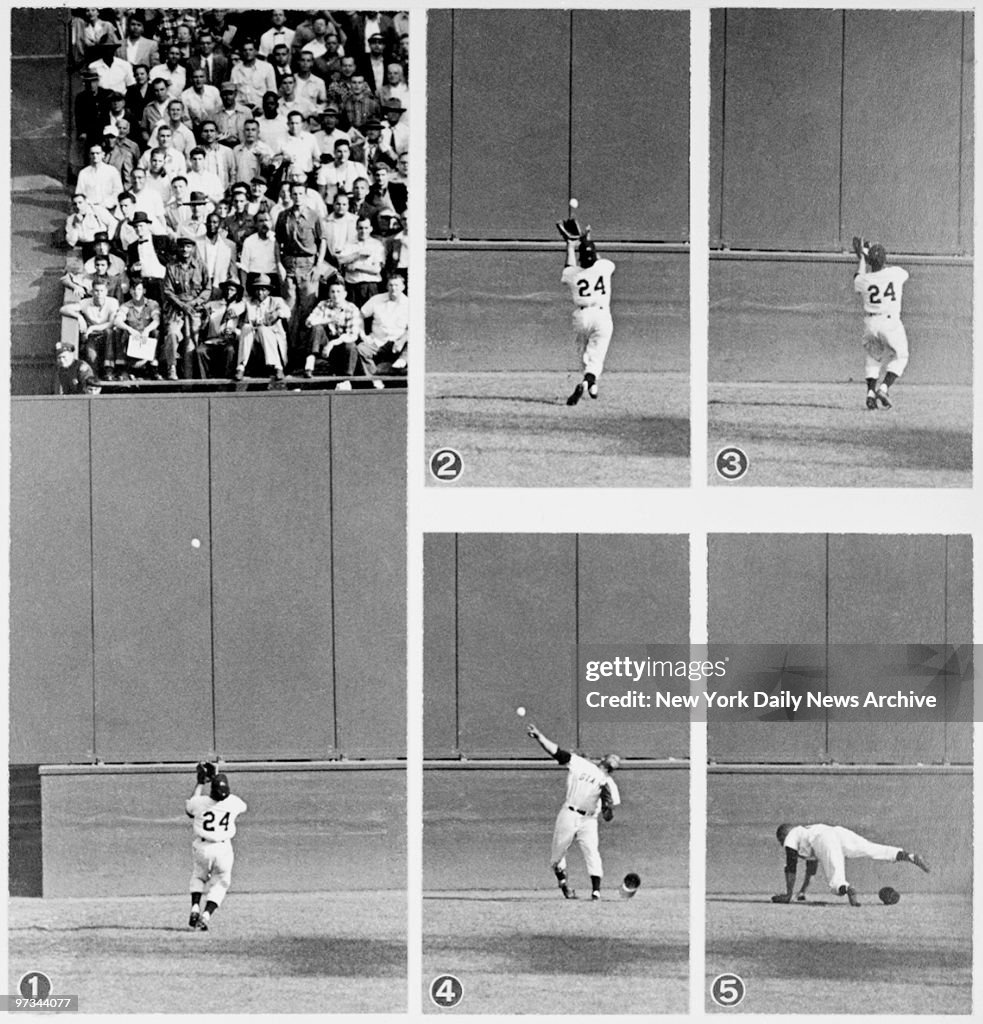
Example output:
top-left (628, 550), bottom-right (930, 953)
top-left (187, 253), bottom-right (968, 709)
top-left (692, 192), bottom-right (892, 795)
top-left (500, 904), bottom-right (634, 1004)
top-left (708, 534), bottom-right (973, 765)
top-left (9, 393), bottom-right (407, 764)
top-left (707, 767), bottom-right (971, 895)
top-left (39, 764), bottom-right (405, 897)
top-left (424, 763), bottom-right (688, 892)
top-left (424, 534), bottom-right (689, 760)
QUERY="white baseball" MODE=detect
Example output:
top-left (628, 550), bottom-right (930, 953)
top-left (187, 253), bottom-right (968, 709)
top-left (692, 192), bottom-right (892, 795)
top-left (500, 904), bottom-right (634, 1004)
top-left (568, 198), bottom-right (579, 210)
top-left (516, 706), bottom-right (526, 717)
top-left (191, 538), bottom-right (201, 549)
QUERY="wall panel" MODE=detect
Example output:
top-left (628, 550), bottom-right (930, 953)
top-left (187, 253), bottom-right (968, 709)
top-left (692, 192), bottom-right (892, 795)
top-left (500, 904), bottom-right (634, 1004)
top-left (457, 535), bottom-right (576, 757)
top-left (89, 399), bottom-right (213, 762)
top-left (426, 10), bottom-right (453, 238)
top-left (423, 534), bottom-right (458, 757)
top-left (449, 10), bottom-right (569, 239)
top-left (9, 401), bottom-right (95, 763)
top-left (945, 536), bottom-right (973, 764)
top-left (578, 535), bottom-right (689, 758)
top-left (571, 11), bottom-right (688, 240)
top-left (210, 397), bottom-right (335, 760)
top-left (842, 12), bottom-right (965, 253)
top-left (331, 395), bottom-right (406, 757)
top-left (719, 10), bottom-right (843, 249)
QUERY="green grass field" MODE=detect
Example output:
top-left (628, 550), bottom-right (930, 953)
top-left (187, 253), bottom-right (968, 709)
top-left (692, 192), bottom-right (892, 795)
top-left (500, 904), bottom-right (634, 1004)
top-left (7, 892), bottom-right (406, 1013)
top-left (708, 382), bottom-right (972, 486)
top-left (426, 371), bottom-right (689, 487)
top-left (422, 887), bottom-right (688, 1014)
top-left (706, 893), bottom-right (971, 1013)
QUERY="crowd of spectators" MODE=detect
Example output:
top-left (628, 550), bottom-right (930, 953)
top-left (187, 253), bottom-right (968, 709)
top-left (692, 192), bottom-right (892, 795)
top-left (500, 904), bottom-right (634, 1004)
top-left (57, 9), bottom-right (410, 392)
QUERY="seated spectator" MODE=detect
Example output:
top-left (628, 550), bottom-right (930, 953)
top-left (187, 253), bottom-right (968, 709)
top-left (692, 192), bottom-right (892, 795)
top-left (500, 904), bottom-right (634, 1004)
top-left (348, 176), bottom-right (371, 217)
top-left (303, 279), bottom-right (364, 382)
top-left (316, 138), bottom-right (367, 204)
top-left (286, 167), bottom-right (328, 221)
top-left (62, 276), bottom-right (121, 377)
top-left (359, 32), bottom-right (390, 97)
top-left (53, 340), bottom-right (99, 394)
top-left (237, 210), bottom-right (279, 294)
top-left (163, 233), bottom-right (211, 379)
top-left (259, 10), bottom-right (295, 58)
top-left (142, 147), bottom-right (174, 201)
top-left (149, 44), bottom-right (188, 98)
top-left (65, 193), bottom-right (116, 256)
top-left (172, 23), bottom-right (196, 63)
top-left (277, 76), bottom-right (318, 122)
top-left (337, 215), bottom-right (385, 308)
top-left (76, 143), bottom-right (124, 216)
top-left (276, 110), bottom-right (323, 181)
top-left (257, 91), bottom-right (290, 151)
top-left (214, 82), bottom-right (252, 145)
top-left (391, 149), bottom-right (409, 185)
top-left (114, 118), bottom-right (142, 165)
top-left (301, 14), bottom-right (342, 62)
top-left (249, 176), bottom-right (282, 224)
top-left (111, 191), bottom-right (140, 255)
top-left (222, 183), bottom-right (256, 251)
top-left (182, 68), bottom-right (223, 130)
top-left (197, 212), bottom-right (238, 299)
top-left (293, 12), bottom-right (347, 57)
top-left (100, 90), bottom-right (130, 136)
top-left (114, 274), bottom-right (161, 378)
top-left (62, 248), bottom-right (126, 302)
top-left (232, 119), bottom-right (274, 185)
top-left (87, 39), bottom-right (134, 95)
top-left (200, 11), bottom-right (239, 57)
top-left (359, 271), bottom-right (409, 385)
top-left (232, 273), bottom-right (290, 381)
top-left (101, 125), bottom-right (136, 190)
top-left (324, 190), bottom-right (358, 270)
top-left (197, 279), bottom-right (244, 379)
top-left (83, 232), bottom-right (127, 279)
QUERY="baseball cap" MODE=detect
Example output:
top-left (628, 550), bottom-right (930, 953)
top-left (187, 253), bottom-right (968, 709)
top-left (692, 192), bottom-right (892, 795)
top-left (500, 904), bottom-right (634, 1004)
top-left (252, 273), bottom-right (272, 287)
top-left (322, 104), bottom-right (339, 115)
top-left (220, 81), bottom-right (237, 93)
top-left (55, 341), bottom-right (76, 355)
top-left (102, 124), bottom-right (119, 137)
top-left (176, 232), bottom-right (198, 246)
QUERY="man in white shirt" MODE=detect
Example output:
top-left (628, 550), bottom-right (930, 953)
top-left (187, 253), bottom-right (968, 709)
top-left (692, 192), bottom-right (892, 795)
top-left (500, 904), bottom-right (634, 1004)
top-left (129, 167), bottom-right (168, 232)
top-left (87, 40), bottom-right (135, 94)
top-left (276, 111), bottom-right (323, 180)
top-left (316, 139), bottom-right (367, 205)
top-left (198, 121), bottom-right (237, 193)
top-left (148, 101), bottom-right (196, 156)
top-left (295, 51), bottom-right (328, 112)
top-left (139, 126), bottom-right (187, 177)
top-left (149, 44), bottom-right (188, 98)
top-left (118, 13), bottom-right (157, 69)
top-left (259, 10), bottom-right (295, 57)
top-left (76, 143), bottom-right (124, 215)
top-left (182, 68), bottom-right (223, 130)
top-left (324, 190), bottom-right (358, 270)
top-left (358, 271), bottom-right (409, 381)
top-left (186, 149), bottom-right (224, 205)
top-left (238, 211), bottom-right (280, 294)
top-left (232, 119), bottom-right (274, 185)
top-left (197, 212), bottom-right (238, 299)
top-left (231, 39), bottom-right (277, 113)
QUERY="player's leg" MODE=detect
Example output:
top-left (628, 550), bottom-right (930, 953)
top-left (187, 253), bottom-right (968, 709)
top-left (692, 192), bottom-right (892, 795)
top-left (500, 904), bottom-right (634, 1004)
top-left (574, 818), bottom-right (603, 899)
top-left (834, 825), bottom-right (903, 863)
top-left (812, 829), bottom-right (856, 902)
top-left (550, 809), bottom-right (578, 898)
top-left (877, 323), bottom-right (909, 407)
top-left (198, 843), bottom-right (235, 930)
top-left (583, 313), bottom-right (613, 399)
top-left (862, 328), bottom-right (885, 409)
top-left (566, 311), bottom-right (589, 405)
top-left (188, 840), bottom-right (211, 928)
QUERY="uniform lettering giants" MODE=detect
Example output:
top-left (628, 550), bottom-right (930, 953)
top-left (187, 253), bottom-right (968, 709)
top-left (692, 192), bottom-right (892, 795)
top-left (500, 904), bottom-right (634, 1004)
top-left (562, 752), bottom-right (621, 815)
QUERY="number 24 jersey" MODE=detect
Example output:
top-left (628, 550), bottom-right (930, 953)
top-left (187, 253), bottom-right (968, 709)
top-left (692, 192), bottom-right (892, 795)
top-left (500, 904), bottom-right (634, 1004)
top-left (562, 258), bottom-right (616, 309)
top-left (854, 266), bottom-right (908, 316)
top-left (186, 793), bottom-right (248, 840)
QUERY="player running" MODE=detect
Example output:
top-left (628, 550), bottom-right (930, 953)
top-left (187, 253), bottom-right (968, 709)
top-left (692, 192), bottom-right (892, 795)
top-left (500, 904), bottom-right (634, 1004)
top-left (526, 724), bottom-right (621, 900)
top-left (185, 764), bottom-right (247, 931)
top-left (557, 219), bottom-right (616, 406)
top-left (851, 237), bottom-right (910, 410)
top-left (773, 822), bottom-right (929, 906)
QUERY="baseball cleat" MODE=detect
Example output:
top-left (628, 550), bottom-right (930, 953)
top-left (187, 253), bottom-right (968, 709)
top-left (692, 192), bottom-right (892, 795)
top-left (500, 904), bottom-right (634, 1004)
top-left (588, 382), bottom-right (599, 399)
top-left (795, 893), bottom-right (807, 902)
top-left (591, 891), bottom-right (601, 901)
top-left (865, 390), bottom-right (878, 410)
top-left (566, 382), bottom-right (584, 406)
top-left (560, 885), bottom-right (577, 899)
top-left (197, 913), bottom-right (210, 931)
top-left (910, 852), bottom-right (930, 873)
top-left (846, 886), bottom-right (861, 906)
top-left (875, 386), bottom-right (892, 409)
top-left (188, 909), bottom-right (200, 929)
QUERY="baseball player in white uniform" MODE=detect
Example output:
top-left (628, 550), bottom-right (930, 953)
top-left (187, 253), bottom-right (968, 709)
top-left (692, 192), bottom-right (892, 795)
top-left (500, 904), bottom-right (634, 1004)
top-left (851, 237), bottom-right (910, 410)
top-left (186, 767), bottom-right (247, 930)
top-left (561, 230), bottom-right (616, 406)
top-left (527, 724), bottom-right (621, 900)
top-left (774, 822), bottom-right (929, 906)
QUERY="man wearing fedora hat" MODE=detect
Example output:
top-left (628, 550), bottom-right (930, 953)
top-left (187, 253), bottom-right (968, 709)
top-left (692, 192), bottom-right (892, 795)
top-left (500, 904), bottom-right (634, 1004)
top-left (163, 233), bottom-right (210, 379)
top-left (232, 273), bottom-right (290, 381)
top-left (197, 279), bottom-right (245, 379)
top-left (126, 210), bottom-right (169, 303)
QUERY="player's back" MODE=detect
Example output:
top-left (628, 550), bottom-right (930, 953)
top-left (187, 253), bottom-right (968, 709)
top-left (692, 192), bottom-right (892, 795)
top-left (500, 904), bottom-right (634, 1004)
top-left (854, 265), bottom-right (908, 316)
top-left (563, 753), bottom-right (613, 812)
top-left (186, 793), bottom-right (248, 841)
top-left (561, 258), bottom-right (616, 308)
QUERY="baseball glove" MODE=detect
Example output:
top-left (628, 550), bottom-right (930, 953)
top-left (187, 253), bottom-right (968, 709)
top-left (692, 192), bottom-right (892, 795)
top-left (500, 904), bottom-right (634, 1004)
top-left (623, 872), bottom-right (641, 891)
top-left (196, 761), bottom-right (217, 784)
top-left (878, 886), bottom-right (901, 905)
top-left (771, 893), bottom-right (791, 903)
top-left (600, 784), bottom-right (615, 822)
top-left (556, 217), bottom-right (583, 242)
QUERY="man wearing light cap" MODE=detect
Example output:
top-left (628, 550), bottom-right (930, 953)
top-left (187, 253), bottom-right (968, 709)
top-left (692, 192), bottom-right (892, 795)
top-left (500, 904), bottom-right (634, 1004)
top-left (214, 82), bottom-right (253, 146)
top-left (162, 233), bottom-right (210, 379)
top-left (53, 341), bottom-right (99, 395)
top-left (526, 724), bottom-right (622, 901)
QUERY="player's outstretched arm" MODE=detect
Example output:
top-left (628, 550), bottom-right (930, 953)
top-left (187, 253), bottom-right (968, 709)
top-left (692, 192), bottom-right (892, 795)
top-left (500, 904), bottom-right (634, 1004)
top-left (563, 238), bottom-right (577, 268)
top-left (796, 858), bottom-right (818, 899)
top-left (526, 724), bottom-right (559, 756)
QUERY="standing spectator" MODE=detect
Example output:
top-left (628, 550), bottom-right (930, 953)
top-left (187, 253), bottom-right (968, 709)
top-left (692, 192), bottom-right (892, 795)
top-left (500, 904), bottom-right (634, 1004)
top-left (130, 167), bottom-right (169, 231)
top-left (381, 99), bottom-right (409, 157)
top-left (274, 182), bottom-right (327, 368)
top-left (119, 13), bottom-right (158, 69)
top-left (381, 66), bottom-right (409, 111)
top-left (76, 143), bottom-right (124, 216)
top-left (148, 101), bottom-right (196, 156)
top-left (328, 56), bottom-right (359, 109)
top-left (337, 215), bottom-right (385, 308)
top-left (323, 190), bottom-right (358, 270)
top-left (277, 75), bottom-right (318, 122)
top-left (200, 11), bottom-right (238, 56)
top-left (359, 33), bottom-right (390, 96)
top-left (232, 119), bottom-right (274, 185)
top-left (276, 111), bottom-right (323, 181)
top-left (162, 234), bottom-right (211, 379)
top-left (198, 122), bottom-right (237, 197)
top-left (222, 184), bottom-right (256, 252)
top-left (99, 91), bottom-right (129, 136)
top-left (363, 163), bottom-right (406, 220)
top-left (140, 77), bottom-right (174, 144)
top-left (125, 65), bottom-right (152, 128)
top-left (256, 91), bottom-right (289, 150)
top-left (189, 31), bottom-right (230, 87)
top-left (182, 68), bottom-right (223, 130)
top-left (149, 44), bottom-right (189, 99)
top-left (313, 105), bottom-right (351, 158)
top-left (53, 341), bottom-right (99, 394)
top-left (197, 212), bottom-right (238, 299)
top-left (295, 51), bottom-right (328, 112)
top-left (232, 274), bottom-right (290, 381)
top-left (355, 118), bottom-right (396, 172)
top-left (340, 75), bottom-right (380, 133)
top-left (230, 39), bottom-right (277, 113)
top-left (259, 10), bottom-right (294, 57)
top-left (317, 138), bottom-right (367, 204)
top-left (303, 279), bottom-right (363, 382)
top-left (214, 83), bottom-right (252, 145)
top-left (87, 40), bottom-right (135, 95)
top-left (173, 23), bottom-right (196, 63)
top-left (359, 271), bottom-right (409, 383)
top-left (114, 275), bottom-right (161, 378)
top-left (237, 210), bottom-right (279, 294)
top-left (111, 191), bottom-right (140, 254)
top-left (186, 148), bottom-right (224, 204)
top-left (72, 8), bottom-right (118, 67)
top-left (74, 69), bottom-right (106, 154)
top-left (140, 127), bottom-right (187, 177)
top-left (126, 212), bottom-right (169, 302)
top-left (267, 43), bottom-right (294, 89)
